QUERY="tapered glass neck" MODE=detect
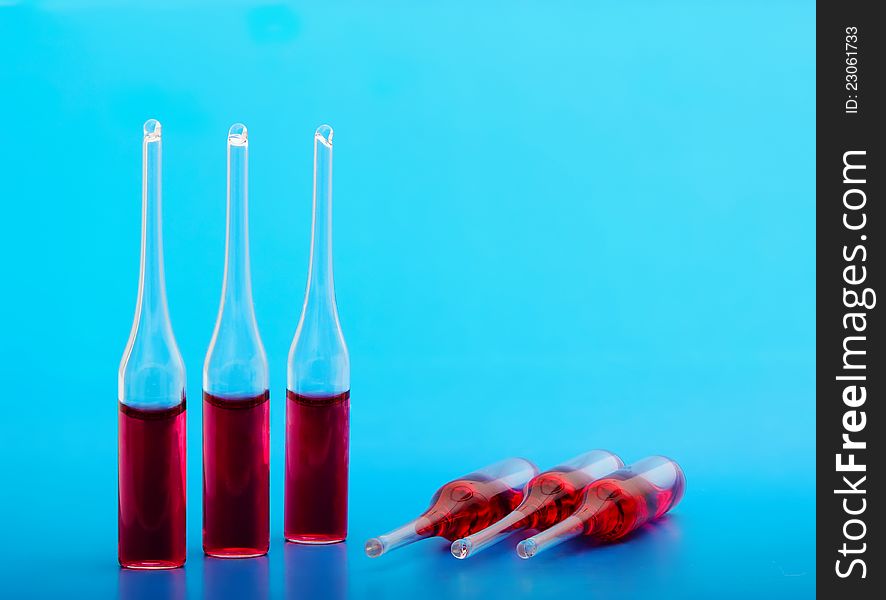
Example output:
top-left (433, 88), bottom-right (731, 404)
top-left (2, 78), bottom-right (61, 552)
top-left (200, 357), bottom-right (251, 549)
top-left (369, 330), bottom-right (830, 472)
top-left (306, 126), bottom-right (336, 306)
top-left (288, 125), bottom-right (348, 395)
top-left (364, 516), bottom-right (433, 558)
top-left (220, 125), bottom-right (256, 319)
top-left (204, 125), bottom-right (268, 397)
top-left (120, 120), bottom-right (186, 409)
top-left (451, 508), bottom-right (528, 559)
top-left (137, 120), bottom-right (171, 327)
top-left (516, 515), bottom-right (586, 559)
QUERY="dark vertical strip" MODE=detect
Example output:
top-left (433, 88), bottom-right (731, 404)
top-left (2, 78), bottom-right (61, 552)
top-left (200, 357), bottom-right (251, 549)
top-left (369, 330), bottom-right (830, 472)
top-left (817, 1), bottom-right (882, 595)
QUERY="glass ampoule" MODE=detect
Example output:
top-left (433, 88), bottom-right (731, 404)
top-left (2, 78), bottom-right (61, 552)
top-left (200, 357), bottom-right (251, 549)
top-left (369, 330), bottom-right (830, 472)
top-left (118, 119), bottom-right (187, 570)
top-left (365, 458), bottom-right (539, 558)
top-left (516, 456), bottom-right (686, 559)
top-left (450, 450), bottom-right (622, 559)
top-left (285, 125), bottom-right (351, 544)
top-left (203, 124), bottom-right (270, 558)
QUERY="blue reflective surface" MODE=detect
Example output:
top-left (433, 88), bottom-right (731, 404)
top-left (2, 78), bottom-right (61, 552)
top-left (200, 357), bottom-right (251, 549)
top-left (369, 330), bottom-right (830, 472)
top-left (0, 1), bottom-right (814, 597)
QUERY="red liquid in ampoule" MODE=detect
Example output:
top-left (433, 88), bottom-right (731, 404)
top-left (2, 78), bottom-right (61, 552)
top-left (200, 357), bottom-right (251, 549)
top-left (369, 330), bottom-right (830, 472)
top-left (419, 477), bottom-right (525, 540)
top-left (203, 391), bottom-right (270, 557)
top-left (118, 401), bottom-right (187, 569)
top-left (285, 390), bottom-right (350, 543)
top-left (512, 469), bottom-right (603, 530)
top-left (580, 473), bottom-right (686, 541)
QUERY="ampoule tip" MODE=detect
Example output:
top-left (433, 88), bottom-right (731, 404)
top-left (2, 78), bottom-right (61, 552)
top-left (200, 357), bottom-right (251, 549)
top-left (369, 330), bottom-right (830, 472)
top-left (450, 539), bottom-right (473, 560)
top-left (143, 119), bottom-right (162, 140)
top-left (364, 538), bottom-right (384, 558)
top-left (516, 539), bottom-right (537, 559)
top-left (315, 124), bottom-right (334, 147)
top-left (228, 123), bottom-right (248, 146)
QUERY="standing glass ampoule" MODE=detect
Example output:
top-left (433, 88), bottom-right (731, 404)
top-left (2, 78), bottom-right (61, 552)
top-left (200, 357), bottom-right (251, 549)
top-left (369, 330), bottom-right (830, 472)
top-left (118, 119), bottom-right (187, 569)
top-left (285, 125), bottom-right (350, 544)
top-left (203, 124), bottom-right (270, 558)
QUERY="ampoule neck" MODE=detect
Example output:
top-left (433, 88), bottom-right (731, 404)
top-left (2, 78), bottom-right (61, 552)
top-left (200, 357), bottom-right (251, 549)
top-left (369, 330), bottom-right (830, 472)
top-left (287, 126), bottom-right (348, 393)
top-left (450, 507), bottom-right (529, 559)
top-left (204, 125), bottom-right (268, 396)
top-left (136, 129), bottom-right (173, 328)
top-left (219, 132), bottom-right (257, 320)
top-left (120, 121), bottom-right (186, 408)
top-left (306, 199), bottom-right (335, 303)
top-left (305, 126), bottom-right (338, 307)
top-left (364, 516), bottom-right (432, 558)
top-left (516, 514), bottom-right (587, 559)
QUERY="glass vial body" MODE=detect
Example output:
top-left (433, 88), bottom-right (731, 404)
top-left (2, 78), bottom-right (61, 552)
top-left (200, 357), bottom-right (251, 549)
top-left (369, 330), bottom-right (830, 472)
top-left (285, 125), bottom-right (350, 544)
top-left (118, 120), bottom-right (187, 570)
top-left (203, 124), bottom-right (270, 558)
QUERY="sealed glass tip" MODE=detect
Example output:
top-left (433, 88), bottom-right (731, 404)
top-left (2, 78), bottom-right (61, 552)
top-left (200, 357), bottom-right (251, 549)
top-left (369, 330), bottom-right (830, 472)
top-left (315, 124), bottom-right (333, 147)
top-left (364, 538), bottom-right (384, 558)
top-left (143, 119), bottom-right (162, 141)
top-left (228, 123), bottom-right (248, 146)
top-left (516, 539), bottom-right (537, 559)
top-left (450, 539), bottom-right (472, 560)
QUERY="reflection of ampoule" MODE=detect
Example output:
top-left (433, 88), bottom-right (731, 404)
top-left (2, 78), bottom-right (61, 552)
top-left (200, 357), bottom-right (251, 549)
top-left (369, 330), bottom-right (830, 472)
top-left (365, 458), bottom-right (539, 558)
top-left (450, 450), bottom-right (622, 559)
top-left (516, 456), bottom-right (685, 559)
top-left (203, 124), bottom-right (270, 558)
top-left (286, 125), bottom-right (350, 544)
top-left (118, 120), bottom-right (187, 569)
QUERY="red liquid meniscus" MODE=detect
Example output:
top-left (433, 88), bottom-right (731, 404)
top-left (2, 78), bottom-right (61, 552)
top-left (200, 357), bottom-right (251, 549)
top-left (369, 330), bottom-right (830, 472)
top-left (509, 469), bottom-right (603, 531)
top-left (577, 472), bottom-right (686, 541)
top-left (285, 390), bottom-right (350, 544)
top-left (203, 391), bottom-right (270, 557)
top-left (418, 477), bottom-right (525, 540)
top-left (118, 401), bottom-right (187, 569)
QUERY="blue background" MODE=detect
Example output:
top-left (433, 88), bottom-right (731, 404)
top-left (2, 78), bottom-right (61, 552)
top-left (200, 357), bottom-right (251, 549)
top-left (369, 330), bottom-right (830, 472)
top-left (0, 1), bottom-right (815, 598)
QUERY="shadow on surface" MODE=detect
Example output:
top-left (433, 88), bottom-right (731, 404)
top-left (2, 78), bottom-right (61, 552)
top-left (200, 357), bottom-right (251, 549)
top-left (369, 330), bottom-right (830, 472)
top-left (118, 567), bottom-right (186, 600)
top-left (202, 555), bottom-right (269, 600)
top-left (284, 542), bottom-right (348, 600)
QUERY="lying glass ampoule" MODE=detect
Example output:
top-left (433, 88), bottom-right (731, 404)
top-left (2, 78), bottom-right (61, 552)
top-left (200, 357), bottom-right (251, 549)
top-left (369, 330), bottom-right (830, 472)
top-left (365, 458), bottom-right (539, 558)
top-left (203, 124), bottom-right (270, 558)
top-left (118, 119), bottom-right (187, 569)
top-left (516, 455), bottom-right (685, 559)
top-left (450, 450), bottom-right (622, 559)
top-left (285, 125), bottom-right (351, 544)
